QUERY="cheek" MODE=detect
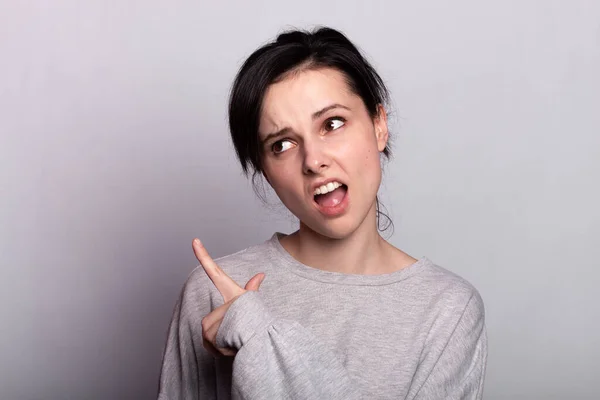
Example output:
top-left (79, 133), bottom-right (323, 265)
top-left (264, 160), bottom-right (303, 200)
top-left (360, 149), bottom-right (382, 184)
top-left (350, 132), bottom-right (383, 192)
top-left (346, 129), bottom-right (381, 171)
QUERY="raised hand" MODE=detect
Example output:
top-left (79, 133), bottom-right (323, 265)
top-left (192, 238), bottom-right (265, 357)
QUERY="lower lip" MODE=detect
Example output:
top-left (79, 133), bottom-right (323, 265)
top-left (313, 187), bottom-right (350, 217)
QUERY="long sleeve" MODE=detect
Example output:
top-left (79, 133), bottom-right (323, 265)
top-left (408, 291), bottom-right (488, 400)
top-left (157, 239), bottom-right (487, 399)
top-left (158, 280), bottom-right (217, 400)
top-left (215, 291), bottom-right (360, 400)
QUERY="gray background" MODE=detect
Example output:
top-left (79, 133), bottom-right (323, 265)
top-left (1, 0), bottom-right (599, 399)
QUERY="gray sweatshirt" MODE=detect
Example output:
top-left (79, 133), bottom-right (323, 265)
top-left (158, 233), bottom-right (487, 399)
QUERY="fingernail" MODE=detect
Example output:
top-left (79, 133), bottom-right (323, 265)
top-left (194, 238), bottom-right (200, 245)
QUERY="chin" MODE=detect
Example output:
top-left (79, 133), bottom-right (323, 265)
top-left (301, 217), bottom-right (362, 240)
top-left (286, 192), bottom-right (377, 240)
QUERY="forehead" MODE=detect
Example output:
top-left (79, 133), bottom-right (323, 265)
top-left (259, 68), bottom-right (358, 135)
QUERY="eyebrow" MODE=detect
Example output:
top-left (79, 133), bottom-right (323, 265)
top-left (260, 103), bottom-right (351, 145)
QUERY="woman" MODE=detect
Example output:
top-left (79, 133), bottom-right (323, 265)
top-left (159, 27), bottom-right (487, 399)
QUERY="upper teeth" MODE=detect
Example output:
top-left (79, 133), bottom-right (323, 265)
top-left (314, 181), bottom-right (343, 195)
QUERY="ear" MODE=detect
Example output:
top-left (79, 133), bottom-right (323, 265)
top-left (373, 104), bottom-right (389, 152)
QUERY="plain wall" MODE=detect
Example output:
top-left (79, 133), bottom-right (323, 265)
top-left (1, 1), bottom-right (599, 399)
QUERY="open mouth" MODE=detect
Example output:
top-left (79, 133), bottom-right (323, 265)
top-left (313, 183), bottom-right (348, 208)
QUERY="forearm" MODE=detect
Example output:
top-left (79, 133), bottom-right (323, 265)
top-left (217, 291), bottom-right (359, 400)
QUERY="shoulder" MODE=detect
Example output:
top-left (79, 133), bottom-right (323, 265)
top-left (414, 260), bottom-right (485, 321)
top-left (405, 260), bottom-right (487, 355)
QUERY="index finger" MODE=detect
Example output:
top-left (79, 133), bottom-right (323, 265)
top-left (192, 238), bottom-right (243, 301)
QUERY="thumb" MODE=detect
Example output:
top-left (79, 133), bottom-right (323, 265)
top-left (244, 273), bottom-right (265, 291)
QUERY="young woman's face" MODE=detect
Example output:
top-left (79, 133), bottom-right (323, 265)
top-left (258, 67), bottom-right (388, 239)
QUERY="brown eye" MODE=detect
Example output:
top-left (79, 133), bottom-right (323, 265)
top-left (272, 139), bottom-right (294, 154)
top-left (324, 117), bottom-right (346, 131)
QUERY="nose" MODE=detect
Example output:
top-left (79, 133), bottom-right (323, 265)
top-left (302, 140), bottom-right (330, 175)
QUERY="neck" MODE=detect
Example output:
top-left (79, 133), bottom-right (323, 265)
top-left (281, 203), bottom-right (397, 274)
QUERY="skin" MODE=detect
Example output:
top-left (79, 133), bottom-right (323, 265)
top-left (259, 67), bottom-right (416, 275)
top-left (196, 67), bottom-right (417, 356)
top-left (193, 238), bottom-right (264, 357)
